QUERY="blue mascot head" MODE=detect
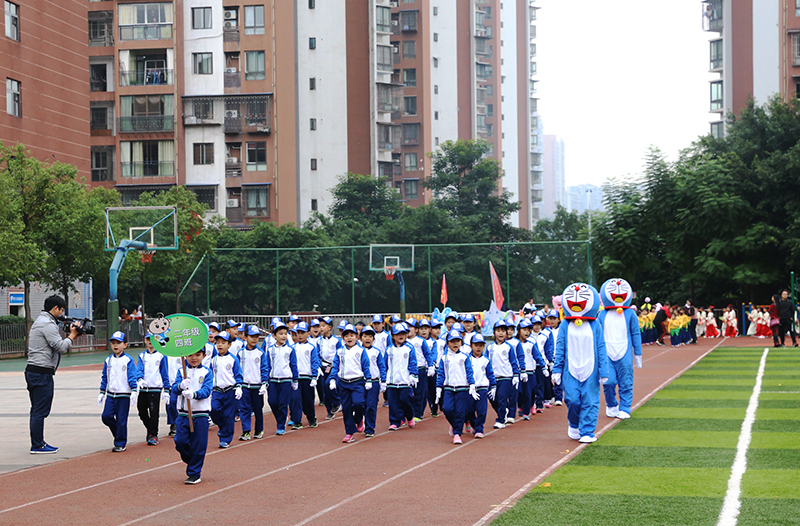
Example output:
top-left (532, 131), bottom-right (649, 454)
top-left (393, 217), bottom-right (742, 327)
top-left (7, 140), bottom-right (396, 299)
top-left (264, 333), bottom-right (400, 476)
top-left (600, 278), bottom-right (633, 309)
top-left (561, 282), bottom-right (600, 320)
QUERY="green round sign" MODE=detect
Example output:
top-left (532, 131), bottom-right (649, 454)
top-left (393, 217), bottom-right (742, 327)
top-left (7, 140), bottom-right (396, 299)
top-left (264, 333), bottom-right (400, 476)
top-left (149, 313), bottom-right (210, 357)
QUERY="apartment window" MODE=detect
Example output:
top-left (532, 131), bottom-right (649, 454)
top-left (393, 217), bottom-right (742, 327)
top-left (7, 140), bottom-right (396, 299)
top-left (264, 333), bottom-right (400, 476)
top-left (6, 78), bottom-right (19, 117)
top-left (435, 137), bottom-right (439, 146)
top-left (531, 115), bottom-right (537, 128)
top-left (91, 107), bottom-right (108, 129)
top-left (710, 39), bottom-right (723, 69)
top-left (710, 80), bottom-right (723, 111)
top-left (403, 40), bottom-right (416, 59)
top-left (192, 7), bottom-right (212, 29)
top-left (486, 85), bottom-right (493, 96)
top-left (403, 68), bottom-right (416, 87)
top-left (118, 3), bottom-right (173, 41)
top-left (792, 33), bottom-right (800, 66)
top-left (244, 5), bottom-right (265, 35)
top-left (433, 6), bottom-right (438, 16)
top-left (433, 32), bottom-right (438, 42)
top-left (484, 6), bottom-right (492, 18)
top-left (376, 5), bottom-right (391, 32)
top-left (403, 124), bottom-right (420, 146)
top-left (189, 186), bottom-right (216, 211)
top-left (91, 149), bottom-right (111, 181)
top-left (309, 37), bottom-right (316, 49)
top-left (377, 45), bottom-right (392, 72)
top-left (797, 82), bottom-right (800, 99)
top-left (402, 0), bottom-right (414, 2)
top-left (193, 143), bottom-right (214, 165)
top-left (404, 152), bottom-right (418, 171)
top-left (193, 53), bottom-right (213, 74)
top-left (404, 179), bottom-right (419, 200)
top-left (245, 51), bottom-right (265, 80)
top-left (245, 185), bottom-right (270, 217)
top-left (311, 158), bottom-right (317, 170)
top-left (193, 100), bottom-right (213, 120)
top-left (5, 1), bottom-right (18, 41)
top-left (531, 43), bottom-right (536, 57)
top-left (400, 10), bottom-right (418, 32)
top-left (487, 104), bottom-right (493, 117)
top-left (90, 64), bottom-right (108, 92)
top-left (120, 140), bottom-right (174, 177)
top-left (403, 96), bottom-right (417, 115)
top-left (434, 85), bottom-right (438, 94)
top-left (310, 118), bottom-right (316, 130)
top-left (246, 141), bottom-right (266, 171)
top-left (311, 199), bottom-right (318, 211)
top-left (309, 77), bottom-right (316, 90)
top-left (433, 57), bottom-right (438, 68)
top-left (309, 0), bottom-right (315, 8)
top-left (434, 111), bottom-right (439, 120)
top-left (797, 0), bottom-right (800, 16)
top-left (710, 122), bottom-right (724, 139)
top-left (476, 63), bottom-right (492, 79)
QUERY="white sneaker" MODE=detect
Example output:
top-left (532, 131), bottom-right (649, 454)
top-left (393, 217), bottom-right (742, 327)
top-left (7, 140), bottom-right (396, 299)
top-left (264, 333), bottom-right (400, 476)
top-left (605, 406), bottom-right (619, 418)
top-left (617, 411), bottom-right (631, 419)
top-left (567, 426), bottom-right (580, 440)
top-left (553, 400), bottom-right (563, 406)
top-left (579, 435), bottom-right (597, 443)
top-left (505, 417), bottom-right (515, 425)
top-left (493, 422), bottom-right (506, 429)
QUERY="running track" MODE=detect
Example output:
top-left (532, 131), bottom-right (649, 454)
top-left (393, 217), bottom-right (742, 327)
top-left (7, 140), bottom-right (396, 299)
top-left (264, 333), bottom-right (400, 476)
top-left (0, 337), bottom-right (750, 525)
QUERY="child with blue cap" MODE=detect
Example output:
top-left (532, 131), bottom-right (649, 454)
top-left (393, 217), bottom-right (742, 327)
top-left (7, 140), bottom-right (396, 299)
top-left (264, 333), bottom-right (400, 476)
top-left (136, 332), bottom-right (170, 445)
top-left (360, 326), bottom-right (386, 437)
top-left (317, 316), bottom-right (342, 419)
top-left (407, 318), bottom-right (435, 422)
top-left (289, 321), bottom-right (320, 429)
top-left (209, 331), bottom-right (243, 448)
top-left (266, 322), bottom-right (299, 435)
top-left (485, 320), bottom-right (520, 428)
top-left (515, 319), bottom-right (546, 420)
top-left (435, 329), bottom-right (478, 444)
top-left (98, 331), bottom-right (139, 452)
top-left (238, 324), bottom-right (269, 440)
top-left (385, 323), bottom-right (418, 430)
top-left (466, 333), bottom-right (495, 438)
top-left (329, 324), bottom-right (372, 443)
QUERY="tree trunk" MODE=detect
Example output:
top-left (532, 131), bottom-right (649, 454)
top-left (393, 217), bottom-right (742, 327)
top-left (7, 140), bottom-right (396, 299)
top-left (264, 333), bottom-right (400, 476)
top-left (62, 278), bottom-right (70, 315)
top-left (175, 274), bottom-right (181, 313)
top-left (23, 280), bottom-right (31, 354)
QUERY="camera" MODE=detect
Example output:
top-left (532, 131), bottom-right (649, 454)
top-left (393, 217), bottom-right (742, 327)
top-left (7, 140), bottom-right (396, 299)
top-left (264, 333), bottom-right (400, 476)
top-left (58, 316), bottom-right (96, 336)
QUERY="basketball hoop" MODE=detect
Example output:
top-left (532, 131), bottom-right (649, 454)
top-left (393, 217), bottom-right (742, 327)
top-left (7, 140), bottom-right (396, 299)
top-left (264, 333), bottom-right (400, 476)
top-left (384, 266), bottom-right (396, 281)
top-left (141, 250), bottom-right (155, 263)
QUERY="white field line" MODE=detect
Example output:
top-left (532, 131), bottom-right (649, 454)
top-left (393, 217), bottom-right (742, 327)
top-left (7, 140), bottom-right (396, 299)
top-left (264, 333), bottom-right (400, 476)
top-left (717, 347), bottom-right (769, 526)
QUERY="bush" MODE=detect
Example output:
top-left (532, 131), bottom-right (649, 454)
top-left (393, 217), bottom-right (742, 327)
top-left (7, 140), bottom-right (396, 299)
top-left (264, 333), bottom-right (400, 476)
top-left (0, 315), bottom-right (25, 325)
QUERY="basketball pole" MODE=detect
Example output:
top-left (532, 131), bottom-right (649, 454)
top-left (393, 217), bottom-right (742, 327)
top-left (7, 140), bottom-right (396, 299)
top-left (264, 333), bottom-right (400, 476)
top-left (397, 270), bottom-right (406, 320)
top-left (108, 239), bottom-right (147, 341)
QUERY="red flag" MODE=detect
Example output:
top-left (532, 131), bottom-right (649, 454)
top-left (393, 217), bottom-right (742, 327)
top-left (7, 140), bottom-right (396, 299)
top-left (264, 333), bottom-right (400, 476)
top-left (440, 274), bottom-right (448, 306)
top-left (489, 262), bottom-right (505, 310)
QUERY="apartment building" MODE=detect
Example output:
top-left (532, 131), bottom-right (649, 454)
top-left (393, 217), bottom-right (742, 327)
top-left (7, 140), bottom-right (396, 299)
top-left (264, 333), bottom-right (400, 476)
top-left (0, 0), bottom-right (90, 177)
top-left (702, 0), bottom-right (800, 138)
top-left (542, 133), bottom-right (565, 219)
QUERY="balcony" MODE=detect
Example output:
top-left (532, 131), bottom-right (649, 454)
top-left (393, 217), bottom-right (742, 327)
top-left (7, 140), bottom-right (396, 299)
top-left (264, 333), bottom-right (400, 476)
top-left (90, 79), bottom-right (108, 92)
top-left (182, 94), bottom-right (273, 134)
top-left (89, 22), bottom-right (114, 47)
top-left (224, 70), bottom-right (241, 88)
top-left (223, 27), bottom-right (239, 42)
top-left (225, 160), bottom-right (242, 178)
top-left (120, 161), bottom-right (174, 178)
top-left (377, 124), bottom-right (401, 151)
top-left (400, 11), bottom-right (418, 32)
top-left (119, 68), bottom-right (174, 87)
top-left (118, 116), bottom-right (175, 133)
top-left (119, 24), bottom-right (173, 41)
top-left (702, 1), bottom-right (723, 32)
top-left (475, 23), bottom-right (492, 38)
top-left (226, 206), bottom-right (244, 224)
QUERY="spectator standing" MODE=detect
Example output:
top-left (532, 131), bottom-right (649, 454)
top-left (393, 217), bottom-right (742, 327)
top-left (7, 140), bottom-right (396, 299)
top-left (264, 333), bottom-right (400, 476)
top-left (778, 290), bottom-right (798, 347)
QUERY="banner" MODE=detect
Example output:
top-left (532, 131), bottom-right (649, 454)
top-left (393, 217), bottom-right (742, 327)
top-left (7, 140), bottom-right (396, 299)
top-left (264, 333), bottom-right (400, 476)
top-left (440, 274), bottom-right (448, 306)
top-left (149, 313), bottom-right (209, 357)
top-left (489, 262), bottom-right (505, 310)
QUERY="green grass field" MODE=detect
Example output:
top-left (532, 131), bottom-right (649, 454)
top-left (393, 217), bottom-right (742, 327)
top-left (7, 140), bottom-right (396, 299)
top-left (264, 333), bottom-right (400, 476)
top-left (494, 347), bottom-right (800, 526)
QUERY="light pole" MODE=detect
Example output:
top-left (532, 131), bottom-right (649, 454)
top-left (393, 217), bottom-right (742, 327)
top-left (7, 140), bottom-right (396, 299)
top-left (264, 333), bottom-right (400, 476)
top-left (586, 188), bottom-right (594, 287)
top-left (190, 282), bottom-right (201, 315)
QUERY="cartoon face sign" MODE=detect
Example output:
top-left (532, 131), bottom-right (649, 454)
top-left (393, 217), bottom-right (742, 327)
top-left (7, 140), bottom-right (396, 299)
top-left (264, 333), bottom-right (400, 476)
top-left (148, 313), bottom-right (171, 346)
top-left (561, 283), bottom-right (600, 320)
top-left (601, 278), bottom-right (632, 308)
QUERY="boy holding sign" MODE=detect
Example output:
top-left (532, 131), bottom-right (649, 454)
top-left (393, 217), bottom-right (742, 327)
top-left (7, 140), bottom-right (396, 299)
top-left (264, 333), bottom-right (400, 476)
top-left (172, 348), bottom-right (213, 484)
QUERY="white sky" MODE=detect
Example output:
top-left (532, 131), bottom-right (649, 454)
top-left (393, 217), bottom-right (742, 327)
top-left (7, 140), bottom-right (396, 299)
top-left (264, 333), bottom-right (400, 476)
top-left (536, 0), bottom-right (712, 186)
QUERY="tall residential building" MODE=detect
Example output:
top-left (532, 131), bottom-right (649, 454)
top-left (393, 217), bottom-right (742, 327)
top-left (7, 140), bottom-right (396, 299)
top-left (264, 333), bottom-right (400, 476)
top-left (1, 0), bottom-right (90, 177)
top-left (566, 184), bottom-right (603, 214)
top-left (542, 134), bottom-right (565, 219)
top-left (702, 0), bottom-right (800, 138)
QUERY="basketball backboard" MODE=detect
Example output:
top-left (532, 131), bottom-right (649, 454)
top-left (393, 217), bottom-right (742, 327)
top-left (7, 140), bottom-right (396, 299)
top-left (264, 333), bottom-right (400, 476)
top-left (105, 206), bottom-right (179, 251)
top-left (369, 244), bottom-right (415, 272)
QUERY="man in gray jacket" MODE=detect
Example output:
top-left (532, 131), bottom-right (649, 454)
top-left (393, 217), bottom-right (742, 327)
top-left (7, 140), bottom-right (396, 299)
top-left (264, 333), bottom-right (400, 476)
top-left (26, 295), bottom-right (81, 454)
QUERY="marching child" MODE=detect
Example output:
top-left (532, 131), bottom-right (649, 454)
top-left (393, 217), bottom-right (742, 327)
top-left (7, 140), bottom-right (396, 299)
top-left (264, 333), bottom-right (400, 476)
top-left (485, 320), bottom-right (520, 428)
top-left (238, 325), bottom-right (269, 441)
top-left (172, 348), bottom-right (213, 484)
top-left (406, 318), bottom-right (435, 422)
top-left (209, 331), bottom-right (243, 448)
top-left (371, 314), bottom-right (390, 355)
top-left (99, 331), bottom-right (139, 452)
top-left (136, 333), bottom-right (170, 445)
top-left (516, 319), bottom-right (546, 420)
top-left (462, 314), bottom-right (478, 345)
top-left (308, 319), bottom-right (325, 406)
top-left (165, 351), bottom-right (183, 436)
top-left (266, 322), bottom-right (299, 435)
top-left (466, 334), bottom-right (495, 438)
top-left (426, 319), bottom-right (445, 417)
top-left (360, 326), bottom-right (386, 437)
top-left (329, 324), bottom-right (372, 443)
top-left (289, 321), bottom-right (321, 429)
top-left (203, 322), bottom-right (220, 367)
top-left (532, 316), bottom-right (552, 413)
top-left (225, 320), bottom-right (244, 359)
top-left (385, 323), bottom-right (419, 430)
top-left (435, 329), bottom-right (478, 444)
top-left (318, 317), bottom-right (342, 420)
top-left (545, 309), bottom-right (562, 405)
top-left (505, 321), bottom-right (526, 418)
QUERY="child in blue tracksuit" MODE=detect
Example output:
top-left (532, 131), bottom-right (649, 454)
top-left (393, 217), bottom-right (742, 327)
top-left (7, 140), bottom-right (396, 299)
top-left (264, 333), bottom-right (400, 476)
top-left (426, 319), bottom-right (444, 417)
top-left (209, 331), bottom-right (243, 448)
top-left (98, 331), bottom-right (139, 452)
top-left (406, 318), bottom-right (435, 421)
top-left (385, 323), bottom-right (419, 430)
top-left (136, 333), bottom-right (170, 445)
top-left (266, 322), bottom-right (299, 435)
top-left (318, 316), bottom-right (342, 419)
top-left (238, 325), bottom-right (269, 440)
top-left (203, 322), bottom-right (220, 367)
top-left (486, 320), bottom-right (520, 428)
top-left (435, 329), bottom-right (478, 444)
top-left (360, 326), bottom-right (386, 437)
top-left (597, 278), bottom-right (643, 420)
top-left (545, 309), bottom-right (562, 405)
top-left (172, 348), bottom-right (213, 484)
top-left (290, 321), bottom-right (321, 429)
top-left (329, 324), bottom-right (373, 443)
top-left (165, 353), bottom-right (182, 436)
top-left (467, 334), bottom-right (495, 437)
top-left (516, 319), bottom-right (547, 420)
top-left (505, 321), bottom-right (526, 420)
top-left (553, 282), bottom-right (610, 443)
top-left (531, 316), bottom-right (552, 413)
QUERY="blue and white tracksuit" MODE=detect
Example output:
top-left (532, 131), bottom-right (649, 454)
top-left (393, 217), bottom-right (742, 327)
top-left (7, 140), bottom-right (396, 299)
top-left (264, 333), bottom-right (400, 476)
top-left (165, 355), bottom-right (183, 426)
top-left (485, 341), bottom-right (520, 423)
top-left (290, 340), bottom-right (321, 425)
top-left (363, 344), bottom-right (387, 435)
top-left (517, 337), bottom-right (546, 416)
top-left (409, 335), bottom-right (435, 418)
top-left (135, 350), bottom-right (169, 437)
top-left (598, 308), bottom-right (642, 414)
top-left (209, 352), bottom-right (243, 444)
top-left (266, 343), bottom-right (299, 432)
top-left (202, 341), bottom-right (217, 368)
top-left (385, 343), bottom-right (419, 426)
top-left (238, 345), bottom-right (269, 435)
top-left (544, 326), bottom-right (561, 401)
top-left (436, 350), bottom-right (475, 436)
top-left (172, 364), bottom-right (213, 478)
top-left (506, 337), bottom-right (526, 416)
top-left (330, 344), bottom-right (372, 435)
top-left (100, 352), bottom-right (139, 447)
top-left (553, 320), bottom-right (609, 438)
top-left (318, 335), bottom-right (343, 414)
top-left (426, 337), bottom-right (443, 414)
top-left (467, 354), bottom-right (496, 433)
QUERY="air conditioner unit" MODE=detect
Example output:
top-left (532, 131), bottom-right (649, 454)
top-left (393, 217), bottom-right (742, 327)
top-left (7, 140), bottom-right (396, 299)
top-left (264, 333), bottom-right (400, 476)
top-left (393, 158), bottom-right (401, 165)
top-left (225, 67), bottom-right (238, 73)
top-left (224, 19), bottom-right (237, 29)
top-left (225, 110), bottom-right (238, 118)
top-left (226, 199), bottom-right (239, 208)
top-left (392, 19), bottom-right (398, 26)
top-left (226, 157), bottom-right (238, 164)
top-left (392, 45), bottom-right (399, 54)
top-left (224, 10), bottom-right (237, 19)
top-left (184, 116), bottom-right (197, 125)
top-left (389, 1), bottom-right (398, 6)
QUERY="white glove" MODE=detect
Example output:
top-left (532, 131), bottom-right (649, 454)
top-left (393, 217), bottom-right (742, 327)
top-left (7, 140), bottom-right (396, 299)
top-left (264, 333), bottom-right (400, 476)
top-left (161, 391), bottom-right (170, 404)
top-left (488, 387), bottom-right (496, 401)
top-left (180, 379), bottom-right (191, 390)
top-left (130, 391), bottom-right (138, 404)
top-left (136, 378), bottom-right (144, 390)
top-left (548, 362), bottom-right (554, 369)
top-left (512, 376), bottom-right (519, 389)
top-left (600, 377), bottom-right (609, 385)
top-left (435, 387), bottom-right (442, 404)
top-left (469, 384), bottom-right (479, 401)
top-left (97, 393), bottom-right (105, 407)
top-left (235, 386), bottom-right (243, 400)
top-left (520, 372), bottom-right (528, 383)
top-left (329, 379), bottom-right (337, 391)
top-left (552, 373), bottom-right (562, 385)
top-left (380, 382), bottom-right (387, 393)
top-left (543, 368), bottom-right (550, 378)
top-left (427, 367), bottom-right (436, 377)
top-left (258, 384), bottom-right (267, 396)
top-left (310, 378), bottom-right (317, 388)
top-left (292, 381), bottom-right (299, 391)
top-left (409, 376), bottom-right (418, 388)
top-left (365, 381), bottom-right (372, 390)
top-left (182, 389), bottom-right (193, 399)
top-left (635, 355), bottom-right (642, 369)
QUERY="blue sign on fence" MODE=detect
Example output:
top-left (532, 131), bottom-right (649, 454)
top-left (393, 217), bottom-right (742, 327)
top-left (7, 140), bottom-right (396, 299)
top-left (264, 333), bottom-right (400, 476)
top-left (8, 293), bottom-right (24, 306)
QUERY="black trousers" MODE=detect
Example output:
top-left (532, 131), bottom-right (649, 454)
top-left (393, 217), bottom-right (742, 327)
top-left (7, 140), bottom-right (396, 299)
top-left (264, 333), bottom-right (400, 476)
top-left (26, 371), bottom-right (54, 449)
top-left (690, 319), bottom-right (698, 343)
top-left (779, 319), bottom-right (797, 346)
top-left (137, 391), bottom-right (161, 437)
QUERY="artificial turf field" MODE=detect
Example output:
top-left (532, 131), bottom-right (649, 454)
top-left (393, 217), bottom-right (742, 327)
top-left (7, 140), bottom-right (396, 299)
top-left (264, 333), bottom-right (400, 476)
top-left (494, 347), bottom-right (800, 526)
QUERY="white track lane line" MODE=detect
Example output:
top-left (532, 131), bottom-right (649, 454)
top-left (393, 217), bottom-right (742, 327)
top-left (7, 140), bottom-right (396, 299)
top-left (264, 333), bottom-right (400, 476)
top-left (471, 337), bottom-right (731, 526)
top-left (717, 347), bottom-right (769, 526)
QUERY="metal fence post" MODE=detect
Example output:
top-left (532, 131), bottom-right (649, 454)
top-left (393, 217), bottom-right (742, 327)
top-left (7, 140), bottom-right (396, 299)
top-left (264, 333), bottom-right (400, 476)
top-left (587, 241), bottom-right (594, 287)
top-left (427, 246), bottom-right (432, 314)
top-left (206, 254), bottom-right (210, 314)
top-left (276, 250), bottom-right (280, 315)
top-left (351, 248), bottom-right (356, 316)
top-left (505, 244), bottom-right (510, 310)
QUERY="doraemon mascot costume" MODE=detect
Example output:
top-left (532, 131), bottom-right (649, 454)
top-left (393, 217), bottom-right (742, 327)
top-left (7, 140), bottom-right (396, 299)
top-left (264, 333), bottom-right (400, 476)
top-left (552, 283), bottom-right (609, 443)
top-left (597, 278), bottom-right (642, 420)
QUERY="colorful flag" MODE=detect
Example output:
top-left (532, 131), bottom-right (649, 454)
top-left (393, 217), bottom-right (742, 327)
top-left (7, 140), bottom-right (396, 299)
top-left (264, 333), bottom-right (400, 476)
top-left (440, 274), bottom-right (448, 306)
top-left (489, 262), bottom-right (505, 310)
